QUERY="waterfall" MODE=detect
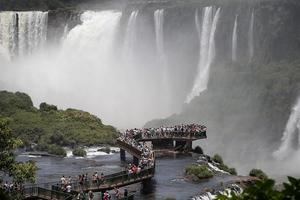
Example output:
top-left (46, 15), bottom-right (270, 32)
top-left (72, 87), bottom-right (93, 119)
top-left (154, 9), bottom-right (171, 112)
top-left (0, 12), bottom-right (17, 60)
top-left (0, 11), bottom-right (48, 58)
top-left (122, 10), bottom-right (139, 63)
top-left (18, 11), bottom-right (48, 56)
top-left (273, 97), bottom-right (300, 160)
top-left (232, 15), bottom-right (238, 62)
top-left (186, 7), bottom-right (221, 103)
top-left (154, 9), bottom-right (167, 68)
top-left (248, 11), bottom-right (254, 61)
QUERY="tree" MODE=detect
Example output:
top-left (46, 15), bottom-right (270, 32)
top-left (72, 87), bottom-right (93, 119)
top-left (249, 168), bottom-right (268, 180)
top-left (0, 118), bottom-right (37, 184)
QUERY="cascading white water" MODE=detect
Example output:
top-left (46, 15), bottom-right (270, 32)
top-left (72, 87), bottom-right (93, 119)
top-left (154, 9), bottom-right (167, 69)
top-left (186, 7), bottom-right (221, 103)
top-left (122, 10), bottom-right (139, 63)
top-left (0, 10), bottom-right (178, 128)
top-left (0, 11), bottom-right (48, 59)
top-left (273, 97), bottom-right (300, 160)
top-left (232, 15), bottom-right (238, 62)
top-left (18, 11), bottom-right (48, 56)
top-left (154, 8), bottom-right (171, 113)
top-left (248, 11), bottom-right (254, 61)
top-left (0, 12), bottom-right (17, 60)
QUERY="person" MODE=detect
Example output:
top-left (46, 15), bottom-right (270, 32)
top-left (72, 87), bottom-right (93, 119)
top-left (66, 184), bottom-right (72, 193)
top-left (124, 189), bottom-right (128, 198)
top-left (114, 187), bottom-right (121, 199)
top-left (61, 175), bottom-right (66, 185)
top-left (88, 190), bottom-right (94, 200)
top-left (77, 190), bottom-right (85, 200)
top-left (103, 190), bottom-right (110, 200)
top-left (68, 176), bottom-right (72, 184)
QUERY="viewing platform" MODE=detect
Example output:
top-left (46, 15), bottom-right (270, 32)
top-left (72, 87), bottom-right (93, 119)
top-left (22, 124), bottom-right (206, 200)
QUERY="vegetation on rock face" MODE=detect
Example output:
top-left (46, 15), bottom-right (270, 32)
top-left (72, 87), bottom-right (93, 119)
top-left (193, 146), bottom-right (204, 154)
top-left (185, 164), bottom-right (214, 181)
top-left (212, 154), bottom-right (237, 175)
top-left (72, 147), bottom-right (87, 157)
top-left (0, 118), bottom-right (37, 184)
top-left (249, 168), bottom-right (268, 180)
top-left (0, 91), bottom-right (118, 156)
top-left (216, 177), bottom-right (300, 200)
top-left (98, 146), bottom-right (111, 154)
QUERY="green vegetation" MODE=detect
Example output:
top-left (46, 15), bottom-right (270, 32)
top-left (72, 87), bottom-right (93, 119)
top-left (212, 154), bottom-right (237, 175)
top-left (217, 177), bottom-right (300, 200)
top-left (0, 91), bottom-right (118, 156)
top-left (98, 146), bottom-right (111, 154)
top-left (193, 146), bottom-right (204, 154)
top-left (73, 147), bottom-right (87, 157)
top-left (249, 168), bottom-right (268, 180)
top-left (185, 164), bottom-right (214, 181)
top-left (0, 118), bottom-right (37, 183)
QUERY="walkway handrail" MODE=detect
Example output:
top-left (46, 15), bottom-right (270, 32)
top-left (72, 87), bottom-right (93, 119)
top-left (116, 139), bottom-right (142, 158)
top-left (137, 131), bottom-right (207, 141)
top-left (58, 167), bottom-right (155, 192)
top-left (23, 186), bottom-right (73, 200)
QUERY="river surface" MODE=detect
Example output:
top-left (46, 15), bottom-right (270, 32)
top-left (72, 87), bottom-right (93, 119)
top-left (17, 150), bottom-right (237, 200)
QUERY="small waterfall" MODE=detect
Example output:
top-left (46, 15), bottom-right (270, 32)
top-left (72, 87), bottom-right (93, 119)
top-left (186, 7), bottom-right (221, 103)
top-left (0, 12), bottom-right (17, 60)
top-left (0, 11), bottom-right (48, 58)
top-left (232, 15), bottom-right (238, 62)
top-left (122, 10), bottom-right (139, 63)
top-left (154, 9), bottom-right (167, 68)
top-left (273, 97), bottom-right (300, 160)
top-left (248, 11), bottom-right (254, 61)
top-left (154, 9), bottom-right (170, 112)
top-left (18, 11), bottom-right (48, 56)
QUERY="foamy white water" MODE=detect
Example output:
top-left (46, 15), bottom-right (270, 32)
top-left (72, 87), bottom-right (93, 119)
top-left (122, 10), bottom-right (139, 64)
top-left (186, 7), bottom-right (221, 103)
top-left (232, 15), bottom-right (238, 62)
top-left (0, 11), bottom-right (48, 58)
top-left (18, 11), bottom-right (48, 56)
top-left (0, 12), bottom-right (17, 59)
top-left (248, 11), bottom-right (254, 61)
top-left (273, 97), bottom-right (300, 160)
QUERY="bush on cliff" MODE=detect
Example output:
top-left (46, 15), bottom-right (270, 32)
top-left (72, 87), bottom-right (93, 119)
top-left (212, 154), bottom-right (237, 175)
top-left (48, 144), bottom-right (67, 157)
top-left (73, 147), bottom-right (87, 157)
top-left (186, 164), bottom-right (214, 181)
top-left (249, 168), bottom-right (268, 180)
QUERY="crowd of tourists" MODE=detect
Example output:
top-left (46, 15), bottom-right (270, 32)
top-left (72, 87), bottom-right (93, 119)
top-left (76, 187), bottom-right (128, 200)
top-left (118, 132), bottom-right (155, 170)
top-left (121, 124), bottom-right (206, 139)
top-left (1, 181), bottom-right (23, 193)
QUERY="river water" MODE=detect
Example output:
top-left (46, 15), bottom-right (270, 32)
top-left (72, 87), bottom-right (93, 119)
top-left (17, 150), bottom-right (237, 200)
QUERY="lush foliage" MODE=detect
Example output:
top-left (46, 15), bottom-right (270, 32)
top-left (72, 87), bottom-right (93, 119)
top-left (249, 168), bottom-right (268, 180)
top-left (0, 91), bottom-right (118, 156)
top-left (217, 176), bottom-right (300, 200)
top-left (185, 164), bottom-right (214, 180)
top-left (98, 146), bottom-right (111, 154)
top-left (212, 154), bottom-right (237, 175)
top-left (193, 146), bottom-right (204, 154)
top-left (72, 147), bottom-right (87, 157)
top-left (213, 154), bottom-right (224, 164)
top-left (0, 118), bottom-right (37, 184)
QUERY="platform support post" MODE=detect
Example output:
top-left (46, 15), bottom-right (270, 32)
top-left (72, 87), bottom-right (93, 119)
top-left (120, 148), bottom-right (126, 161)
